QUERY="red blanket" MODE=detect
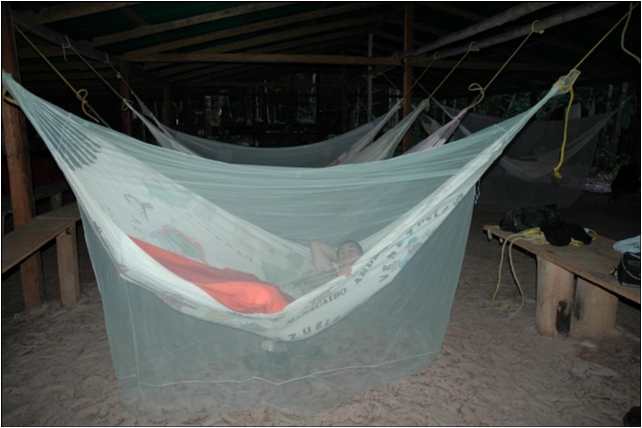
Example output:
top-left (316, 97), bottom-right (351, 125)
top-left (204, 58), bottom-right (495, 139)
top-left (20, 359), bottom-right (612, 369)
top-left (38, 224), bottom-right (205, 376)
top-left (131, 237), bottom-right (290, 314)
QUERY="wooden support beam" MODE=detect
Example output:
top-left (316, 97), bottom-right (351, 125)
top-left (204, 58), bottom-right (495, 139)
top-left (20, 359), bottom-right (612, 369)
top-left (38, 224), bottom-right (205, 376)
top-left (126, 52), bottom-right (400, 66)
top-left (402, 3), bottom-right (413, 152)
top-left (1, 6), bottom-right (43, 309)
top-left (425, 2), bottom-right (620, 60)
top-left (120, 61), bottom-right (132, 135)
top-left (12, 12), bottom-right (111, 64)
top-left (411, 2), bottom-right (556, 57)
top-left (123, 3), bottom-right (373, 57)
top-left (422, 2), bottom-right (487, 22)
top-left (56, 226), bottom-right (80, 306)
top-left (27, 2), bottom-right (138, 25)
top-left (93, 2), bottom-right (291, 46)
top-left (158, 27), bottom-right (369, 79)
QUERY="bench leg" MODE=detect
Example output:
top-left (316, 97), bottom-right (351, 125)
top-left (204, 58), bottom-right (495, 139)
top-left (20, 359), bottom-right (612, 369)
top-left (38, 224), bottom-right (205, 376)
top-left (56, 225), bottom-right (80, 305)
top-left (571, 278), bottom-right (617, 338)
top-left (50, 193), bottom-right (63, 210)
top-left (536, 257), bottom-right (575, 336)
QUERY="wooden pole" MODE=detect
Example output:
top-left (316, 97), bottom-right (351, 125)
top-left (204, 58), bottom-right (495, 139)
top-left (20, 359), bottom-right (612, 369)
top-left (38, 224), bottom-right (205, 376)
top-left (119, 61), bottom-right (132, 135)
top-left (402, 3), bottom-right (413, 151)
top-left (1, 6), bottom-right (43, 309)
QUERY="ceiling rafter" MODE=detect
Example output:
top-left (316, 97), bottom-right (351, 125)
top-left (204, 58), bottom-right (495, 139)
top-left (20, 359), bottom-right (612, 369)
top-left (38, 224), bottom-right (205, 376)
top-left (159, 26), bottom-right (375, 79)
top-left (123, 3), bottom-right (376, 58)
top-left (24, 2), bottom-right (139, 25)
top-left (92, 2), bottom-right (292, 47)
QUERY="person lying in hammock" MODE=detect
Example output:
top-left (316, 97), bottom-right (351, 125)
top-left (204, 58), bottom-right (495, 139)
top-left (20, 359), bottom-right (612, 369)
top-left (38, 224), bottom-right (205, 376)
top-left (132, 236), bottom-right (364, 314)
top-left (310, 240), bottom-right (364, 277)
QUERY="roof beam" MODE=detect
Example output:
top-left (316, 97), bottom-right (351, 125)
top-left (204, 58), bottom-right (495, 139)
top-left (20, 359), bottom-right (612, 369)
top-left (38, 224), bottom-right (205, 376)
top-left (158, 27), bottom-right (372, 79)
top-left (92, 2), bottom-right (291, 47)
top-left (122, 3), bottom-right (374, 57)
top-left (26, 2), bottom-right (139, 25)
top-left (410, 2), bottom-right (556, 57)
top-left (421, 2), bottom-right (487, 22)
top-left (127, 52), bottom-right (400, 66)
top-left (426, 2), bottom-right (620, 60)
top-left (140, 15), bottom-right (383, 71)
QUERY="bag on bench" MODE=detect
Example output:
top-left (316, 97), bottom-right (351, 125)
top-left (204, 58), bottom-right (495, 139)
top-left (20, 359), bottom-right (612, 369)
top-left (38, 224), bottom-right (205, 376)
top-left (615, 252), bottom-right (641, 288)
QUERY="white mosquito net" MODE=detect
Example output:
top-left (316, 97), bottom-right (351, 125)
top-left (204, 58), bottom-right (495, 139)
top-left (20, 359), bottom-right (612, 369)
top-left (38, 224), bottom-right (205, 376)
top-left (436, 105), bottom-right (614, 210)
top-left (2, 70), bottom-right (574, 415)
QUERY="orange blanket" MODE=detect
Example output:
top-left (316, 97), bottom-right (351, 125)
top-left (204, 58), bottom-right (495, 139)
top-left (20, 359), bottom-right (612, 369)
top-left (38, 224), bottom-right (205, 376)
top-left (131, 237), bottom-right (290, 314)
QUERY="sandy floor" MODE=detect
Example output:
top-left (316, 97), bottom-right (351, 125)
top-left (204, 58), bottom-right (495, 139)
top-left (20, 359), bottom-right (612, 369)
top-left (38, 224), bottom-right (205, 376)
top-left (2, 194), bottom-right (640, 426)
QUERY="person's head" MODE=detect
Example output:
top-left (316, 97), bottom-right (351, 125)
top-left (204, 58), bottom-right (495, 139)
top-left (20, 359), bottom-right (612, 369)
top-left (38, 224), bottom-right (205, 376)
top-left (336, 240), bottom-right (363, 269)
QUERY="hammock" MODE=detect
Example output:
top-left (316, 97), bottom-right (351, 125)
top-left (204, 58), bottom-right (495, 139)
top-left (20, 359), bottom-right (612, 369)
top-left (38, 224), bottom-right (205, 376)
top-left (1, 70), bottom-right (573, 414)
top-left (432, 104), bottom-right (615, 209)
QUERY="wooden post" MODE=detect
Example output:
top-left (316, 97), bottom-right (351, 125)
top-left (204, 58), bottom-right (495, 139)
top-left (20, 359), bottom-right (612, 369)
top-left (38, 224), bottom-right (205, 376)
top-left (402, 3), bottom-right (413, 151)
top-left (536, 257), bottom-right (575, 336)
top-left (119, 61), bottom-right (132, 135)
top-left (571, 278), bottom-right (618, 338)
top-left (1, 5), bottom-right (43, 309)
top-left (56, 226), bottom-right (80, 305)
top-left (162, 85), bottom-right (172, 126)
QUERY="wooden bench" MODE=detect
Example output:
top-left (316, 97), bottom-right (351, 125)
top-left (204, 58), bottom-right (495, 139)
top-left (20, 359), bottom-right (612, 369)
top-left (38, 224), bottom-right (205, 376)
top-left (483, 225), bottom-right (640, 338)
top-left (2, 203), bottom-right (81, 306)
top-left (2, 181), bottom-right (70, 235)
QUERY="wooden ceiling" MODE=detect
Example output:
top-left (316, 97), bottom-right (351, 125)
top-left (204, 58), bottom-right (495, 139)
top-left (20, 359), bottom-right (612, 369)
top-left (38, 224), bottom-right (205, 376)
top-left (6, 2), bottom-right (641, 97)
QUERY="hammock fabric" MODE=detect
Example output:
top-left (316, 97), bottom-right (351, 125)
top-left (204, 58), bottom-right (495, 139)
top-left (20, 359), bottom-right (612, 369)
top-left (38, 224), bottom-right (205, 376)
top-left (1, 70), bottom-right (573, 415)
top-left (436, 104), bottom-right (614, 209)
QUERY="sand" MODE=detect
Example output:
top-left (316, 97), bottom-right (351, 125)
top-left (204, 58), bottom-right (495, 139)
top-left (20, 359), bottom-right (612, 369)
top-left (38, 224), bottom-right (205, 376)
top-left (2, 195), bottom-right (639, 425)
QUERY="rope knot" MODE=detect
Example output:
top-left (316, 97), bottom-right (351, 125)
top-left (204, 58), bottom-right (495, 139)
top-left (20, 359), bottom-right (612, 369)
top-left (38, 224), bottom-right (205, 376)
top-left (467, 82), bottom-right (485, 108)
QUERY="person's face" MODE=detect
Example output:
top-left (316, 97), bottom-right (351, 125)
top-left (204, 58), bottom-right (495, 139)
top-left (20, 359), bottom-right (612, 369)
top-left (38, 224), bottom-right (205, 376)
top-left (337, 243), bottom-right (362, 267)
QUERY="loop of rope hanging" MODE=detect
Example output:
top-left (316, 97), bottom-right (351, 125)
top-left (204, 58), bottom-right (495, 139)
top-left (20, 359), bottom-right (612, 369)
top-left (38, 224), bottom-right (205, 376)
top-left (12, 24), bottom-right (109, 127)
top-left (65, 42), bottom-right (130, 112)
top-left (620, 2), bottom-right (640, 64)
top-left (467, 20), bottom-right (543, 109)
top-left (553, 3), bottom-right (640, 179)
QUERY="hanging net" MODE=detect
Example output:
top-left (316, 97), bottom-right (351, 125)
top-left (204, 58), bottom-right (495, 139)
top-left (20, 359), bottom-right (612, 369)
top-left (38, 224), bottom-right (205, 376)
top-left (436, 104), bottom-right (615, 210)
top-left (2, 71), bottom-right (573, 415)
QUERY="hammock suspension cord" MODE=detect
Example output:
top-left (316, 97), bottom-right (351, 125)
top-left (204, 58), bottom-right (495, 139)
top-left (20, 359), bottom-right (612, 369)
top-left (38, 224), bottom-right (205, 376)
top-left (553, 2), bottom-right (640, 179)
top-left (64, 39), bottom-right (130, 112)
top-left (429, 42), bottom-right (476, 99)
top-left (467, 20), bottom-right (543, 109)
top-left (620, 2), bottom-right (640, 64)
top-left (12, 24), bottom-right (109, 127)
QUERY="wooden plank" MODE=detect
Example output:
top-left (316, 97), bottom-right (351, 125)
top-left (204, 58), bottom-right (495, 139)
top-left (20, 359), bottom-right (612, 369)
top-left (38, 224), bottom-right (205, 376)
top-left (484, 225), bottom-right (641, 304)
top-left (536, 258), bottom-right (575, 336)
top-left (27, 2), bottom-right (138, 24)
top-left (123, 3), bottom-right (372, 57)
top-left (94, 2), bottom-right (291, 47)
top-left (2, 5), bottom-right (43, 308)
top-left (39, 203), bottom-right (80, 220)
top-left (571, 277), bottom-right (618, 337)
top-left (56, 226), bottom-right (80, 305)
top-left (2, 217), bottom-right (77, 274)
